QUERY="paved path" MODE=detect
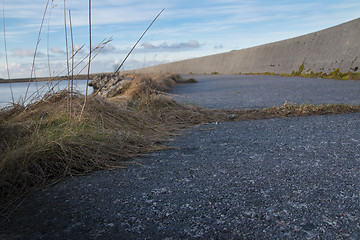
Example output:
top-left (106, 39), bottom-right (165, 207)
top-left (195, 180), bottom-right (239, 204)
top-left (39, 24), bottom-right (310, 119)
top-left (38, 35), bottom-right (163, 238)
top-left (171, 74), bottom-right (360, 109)
top-left (1, 75), bottom-right (360, 239)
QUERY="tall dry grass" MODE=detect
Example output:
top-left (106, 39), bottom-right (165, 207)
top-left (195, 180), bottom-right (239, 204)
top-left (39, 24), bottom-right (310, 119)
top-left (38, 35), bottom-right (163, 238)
top-left (0, 91), bottom-right (164, 209)
top-left (0, 74), bottom-right (215, 210)
top-left (1, 0), bottom-right (113, 211)
top-left (0, 0), bottom-right (172, 211)
top-left (2, 0), bottom-right (14, 104)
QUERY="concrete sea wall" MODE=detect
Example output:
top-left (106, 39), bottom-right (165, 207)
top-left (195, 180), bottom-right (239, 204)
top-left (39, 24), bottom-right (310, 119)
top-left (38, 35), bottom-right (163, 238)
top-left (136, 18), bottom-right (360, 75)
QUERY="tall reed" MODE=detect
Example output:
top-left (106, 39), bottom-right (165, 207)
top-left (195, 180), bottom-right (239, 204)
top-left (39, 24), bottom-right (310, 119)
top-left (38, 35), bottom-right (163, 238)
top-left (79, 0), bottom-right (92, 121)
top-left (69, 9), bottom-right (75, 120)
top-left (2, 0), bottom-right (14, 104)
top-left (24, 0), bottom-right (51, 105)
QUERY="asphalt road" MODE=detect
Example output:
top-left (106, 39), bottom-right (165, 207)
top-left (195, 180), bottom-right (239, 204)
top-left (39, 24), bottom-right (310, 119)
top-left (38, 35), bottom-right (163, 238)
top-left (1, 75), bottom-right (360, 239)
top-left (170, 74), bottom-right (360, 109)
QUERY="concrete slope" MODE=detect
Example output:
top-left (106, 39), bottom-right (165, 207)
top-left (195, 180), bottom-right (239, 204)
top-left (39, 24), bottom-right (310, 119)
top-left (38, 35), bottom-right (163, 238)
top-left (136, 18), bottom-right (360, 75)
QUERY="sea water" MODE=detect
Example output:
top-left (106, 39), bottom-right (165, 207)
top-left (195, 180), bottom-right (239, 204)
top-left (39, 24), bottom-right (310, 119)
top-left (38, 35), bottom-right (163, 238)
top-left (0, 79), bottom-right (91, 108)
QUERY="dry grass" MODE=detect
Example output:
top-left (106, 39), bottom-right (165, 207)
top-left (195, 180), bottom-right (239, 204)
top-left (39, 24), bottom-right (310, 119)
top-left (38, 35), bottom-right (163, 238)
top-left (0, 74), bottom-right (203, 210)
top-left (1, 73), bottom-right (360, 212)
top-left (0, 93), bottom-right (158, 208)
top-left (239, 67), bottom-right (360, 81)
top-left (108, 73), bottom-right (197, 104)
top-left (235, 102), bottom-right (360, 120)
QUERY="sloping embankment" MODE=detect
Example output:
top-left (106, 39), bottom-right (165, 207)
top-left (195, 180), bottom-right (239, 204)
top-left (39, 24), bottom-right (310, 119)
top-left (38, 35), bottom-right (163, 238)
top-left (136, 18), bottom-right (360, 75)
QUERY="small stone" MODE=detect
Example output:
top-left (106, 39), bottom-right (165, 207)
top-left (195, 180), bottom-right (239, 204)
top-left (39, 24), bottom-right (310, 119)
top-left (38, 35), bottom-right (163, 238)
top-left (227, 114), bottom-right (236, 119)
top-left (302, 222), bottom-right (317, 231)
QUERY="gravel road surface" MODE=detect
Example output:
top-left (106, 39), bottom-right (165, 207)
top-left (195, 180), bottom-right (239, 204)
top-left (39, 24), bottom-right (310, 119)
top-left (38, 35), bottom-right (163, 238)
top-left (1, 75), bottom-right (360, 239)
top-left (170, 74), bottom-right (360, 109)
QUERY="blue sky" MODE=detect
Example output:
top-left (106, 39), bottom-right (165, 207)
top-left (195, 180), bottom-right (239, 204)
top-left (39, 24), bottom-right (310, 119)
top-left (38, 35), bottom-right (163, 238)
top-left (1, 0), bottom-right (360, 78)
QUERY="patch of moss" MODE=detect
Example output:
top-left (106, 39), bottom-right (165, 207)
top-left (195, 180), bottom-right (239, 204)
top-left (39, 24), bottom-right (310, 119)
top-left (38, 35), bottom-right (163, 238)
top-left (298, 63), bottom-right (305, 74)
top-left (286, 65), bottom-right (360, 80)
top-left (231, 64), bottom-right (360, 80)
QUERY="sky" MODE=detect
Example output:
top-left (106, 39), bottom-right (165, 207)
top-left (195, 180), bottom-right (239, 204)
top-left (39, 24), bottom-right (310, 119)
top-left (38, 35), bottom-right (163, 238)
top-left (1, 0), bottom-right (360, 79)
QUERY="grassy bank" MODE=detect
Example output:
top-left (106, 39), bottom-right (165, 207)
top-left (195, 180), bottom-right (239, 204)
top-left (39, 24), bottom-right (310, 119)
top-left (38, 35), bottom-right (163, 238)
top-left (235, 66), bottom-right (360, 80)
top-left (282, 66), bottom-right (360, 80)
top-left (1, 73), bottom-right (360, 211)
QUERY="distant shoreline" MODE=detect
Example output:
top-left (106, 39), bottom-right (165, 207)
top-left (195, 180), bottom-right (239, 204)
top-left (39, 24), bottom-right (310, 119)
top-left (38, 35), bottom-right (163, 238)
top-left (0, 73), bottom-right (113, 84)
top-left (0, 75), bottom-right (89, 84)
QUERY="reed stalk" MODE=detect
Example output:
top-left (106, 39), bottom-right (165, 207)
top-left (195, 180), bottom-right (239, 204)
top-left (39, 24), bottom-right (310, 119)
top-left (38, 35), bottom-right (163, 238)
top-left (69, 9), bottom-right (74, 120)
top-left (63, 0), bottom-right (71, 117)
top-left (114, 8), bottom-right (165, 74)
top-left (46, 1), bottom-right (55, 83)
top-left (23, 39), bottom-right (110, 106)
top-left (2, 0), bottom-right (14, 104)
top-left (94, 8), bottom-right (165, 96)
top-left (79, 0), bottom-right (92, 121)
top-left (24, 0), bottom-right (51, 105)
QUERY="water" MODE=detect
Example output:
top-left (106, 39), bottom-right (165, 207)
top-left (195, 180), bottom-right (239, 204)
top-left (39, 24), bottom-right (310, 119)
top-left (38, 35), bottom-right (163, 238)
top-left (0, 79), bottom-right (91, 108)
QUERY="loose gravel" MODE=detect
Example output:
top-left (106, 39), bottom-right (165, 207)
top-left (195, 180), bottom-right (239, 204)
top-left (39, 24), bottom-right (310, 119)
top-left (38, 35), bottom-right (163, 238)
top-left (1, 75), bottom-right (360, 239)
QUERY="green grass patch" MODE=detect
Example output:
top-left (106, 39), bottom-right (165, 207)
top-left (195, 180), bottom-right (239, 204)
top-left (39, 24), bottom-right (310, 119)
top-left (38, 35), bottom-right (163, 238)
top-left (238, 67), bottom-right (360, 80)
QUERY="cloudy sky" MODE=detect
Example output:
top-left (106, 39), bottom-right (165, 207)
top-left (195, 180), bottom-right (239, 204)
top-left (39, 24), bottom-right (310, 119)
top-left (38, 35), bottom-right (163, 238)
top-left (1, 0), bottom-right (360, 78)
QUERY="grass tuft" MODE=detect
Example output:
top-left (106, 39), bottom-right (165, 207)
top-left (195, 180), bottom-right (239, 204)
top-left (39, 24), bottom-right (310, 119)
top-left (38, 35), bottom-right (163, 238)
top-left (0, 93), bottom-right (155, 208)
top-left (241, 66), bottom-right (360, 80)
top-left (0, 74), bottom-right (202, 210)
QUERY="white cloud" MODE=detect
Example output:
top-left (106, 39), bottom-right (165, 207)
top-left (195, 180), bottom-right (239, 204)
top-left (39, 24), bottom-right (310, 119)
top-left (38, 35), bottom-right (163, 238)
top-left (141, 40), bottom-right (200, 51)
top-left (0, 62), bottom-right (30, 79)
top-left (50, 46), bottom-right (65, 54)
top-left (12, 48), bottom-right (44, 58)
top-left (100, 44), bottom-right (116, 54)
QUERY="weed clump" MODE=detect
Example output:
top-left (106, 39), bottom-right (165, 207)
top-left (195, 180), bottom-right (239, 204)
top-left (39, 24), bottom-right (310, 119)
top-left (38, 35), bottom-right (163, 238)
top-left (0, 92), bottom-right (164, 207)
top-left (236, 63), bottom-right (360, 80)
top-left (263, 102), bottom-right (360, 117)
top-left (0, 74), bottom-right (204, 210)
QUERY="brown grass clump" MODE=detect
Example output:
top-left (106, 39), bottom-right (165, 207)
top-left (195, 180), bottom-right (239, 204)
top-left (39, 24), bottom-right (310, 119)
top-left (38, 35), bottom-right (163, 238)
top-left (111, 73), bottom-right (196, 99)
top-left (262, 102), bottom-right (360, 116)
top-left (240, 67), bottom-right (360, 81)
top-left (0, 74), bottom-right (204, 210)
top-left (0, 93), bottom-right (162, 208)
top-left (250, 102), bottom-right (360, 119)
